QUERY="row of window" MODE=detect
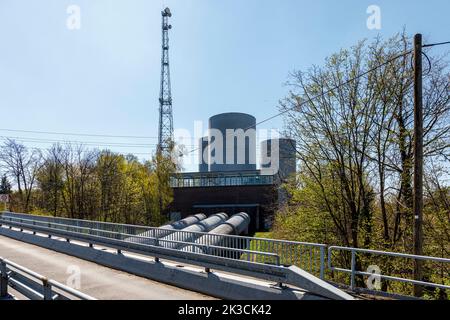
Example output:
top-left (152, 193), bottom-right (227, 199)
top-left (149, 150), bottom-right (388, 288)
top-left (170, 174), bottom-right (273, 188)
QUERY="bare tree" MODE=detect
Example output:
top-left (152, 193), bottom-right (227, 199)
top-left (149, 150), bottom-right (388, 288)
top-left (0, 139), bottom-right (42, 212)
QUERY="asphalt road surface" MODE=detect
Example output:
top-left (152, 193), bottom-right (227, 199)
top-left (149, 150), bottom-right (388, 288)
top-left (0, 235), bottom-right (214, 300)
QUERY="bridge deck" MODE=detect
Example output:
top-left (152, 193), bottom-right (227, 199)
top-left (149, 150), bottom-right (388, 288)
top-left (0, 235), bottom-right (214, 300)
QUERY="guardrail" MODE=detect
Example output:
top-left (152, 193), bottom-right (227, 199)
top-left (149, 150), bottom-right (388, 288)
top-left (0, 217), bottom-right (354, 300)
top-left (0, 257), bottom-right (96, 300)
top-left (0, 215), bottom-right (281, 266)
top-left (328, 246), bottom-right (450, 294)
top-left (0, 215), bottom-right (291, 282)
top-left (0, 216), bottom-right (325, 297)
top-left (1, 212), bottom-right (448, 298)
top-left (0, 212), bottom-right (326, 278)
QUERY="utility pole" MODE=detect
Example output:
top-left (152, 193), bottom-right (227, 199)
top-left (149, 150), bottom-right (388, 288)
top-left (413, 33), bottom-right (424, 297)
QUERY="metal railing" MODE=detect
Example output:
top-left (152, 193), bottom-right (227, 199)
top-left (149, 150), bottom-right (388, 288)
top-left (0, 257), bottom-right (96, 300)
top-left (2, 212), bottom-right (448, 298)
top-left (0, 215), bottom-right (281, 266)
top-left (0, 216), bottom-right (298, 293)
top-left (0, 212), bottom-right (326, 278)
top-left (328, 246), bottom-right (450, 294)
top-left (170, 172), bottom-right (274, 188)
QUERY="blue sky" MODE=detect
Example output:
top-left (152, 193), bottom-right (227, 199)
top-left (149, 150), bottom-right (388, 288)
top-left (0, 0), bottom-right (449, 171)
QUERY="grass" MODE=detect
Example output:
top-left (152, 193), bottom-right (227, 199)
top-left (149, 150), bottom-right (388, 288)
top-left (252, 231), bottom-right (273, 239)
top-left (0, 203), bottom-right (8, 212)
top-left (239, 231), bottom-right (281, 265)
top-left (242, 231), bottom-right (324, 276)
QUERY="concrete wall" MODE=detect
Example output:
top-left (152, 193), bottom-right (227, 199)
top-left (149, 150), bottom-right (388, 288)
top-left (171, 184), bottom-right (277, 233)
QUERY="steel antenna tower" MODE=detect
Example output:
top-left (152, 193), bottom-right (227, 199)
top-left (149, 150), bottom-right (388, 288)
top-left (157, 7), bottom-right (173, 157)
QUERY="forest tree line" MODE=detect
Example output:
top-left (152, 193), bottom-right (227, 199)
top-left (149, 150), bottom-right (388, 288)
top-left (0, 140), bottom-right (176, 226)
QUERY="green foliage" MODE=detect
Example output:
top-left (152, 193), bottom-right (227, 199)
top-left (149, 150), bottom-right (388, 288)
top-left (0, 175), bottom-right (12, 194)
top-left (274, 31), bottom-right (450, 298)
top-left (3, 143), bottom-right (176, 227)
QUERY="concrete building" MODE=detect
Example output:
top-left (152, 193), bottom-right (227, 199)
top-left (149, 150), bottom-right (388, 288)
top-left (170, 112), bottom-right (296, 233)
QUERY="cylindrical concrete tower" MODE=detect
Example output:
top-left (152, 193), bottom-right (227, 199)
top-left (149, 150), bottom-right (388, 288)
top-left (208, 113), bottom-right (256, 172)
top-left (260, 138), bottom-right (297, 181)
top-left (198, 137), bottom-right (209, 172)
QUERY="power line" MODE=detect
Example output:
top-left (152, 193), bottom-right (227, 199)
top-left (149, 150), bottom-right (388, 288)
top-left (0, 136), bottom-right (197, 149)
top-left (183, 48), bottom-right (413, 156)
top-left (0, 128), bottom-right (158, 139)
top-left (422, 41), bottom-right (450, 48)
top-left (253, 49), bottom-right (413, 129)
top-left (0, 141), bottom-right (157, 156)
top-left (0, 136), bottom-right (159, 148)
top-left (0, 128), bottom-right (200, 141)
top-left (25, 145), bottom-right (155, 156)
top-left (4, 40), bottom-right (444, 158)
top-left (268, 39), bottom-right (449, 125)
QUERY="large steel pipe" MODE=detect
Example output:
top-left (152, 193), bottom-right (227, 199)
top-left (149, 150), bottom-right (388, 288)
top-left (208, 212), bottom-right (250, 236)
top-left (158, 213), bottom-right (229, 249)
top-left (125, 213), bottom-right (207, 245)
top-left (182, 212), bottom-right (250, 253)
top-left (160, 213), bottom-right (207, 231)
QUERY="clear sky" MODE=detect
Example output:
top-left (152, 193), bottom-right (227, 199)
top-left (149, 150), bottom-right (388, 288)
top-left (0, 0), bottom-right (449, 171)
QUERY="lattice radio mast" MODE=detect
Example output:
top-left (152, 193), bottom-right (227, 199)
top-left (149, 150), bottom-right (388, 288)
top-left (157, 7), bottom-right (174, 157)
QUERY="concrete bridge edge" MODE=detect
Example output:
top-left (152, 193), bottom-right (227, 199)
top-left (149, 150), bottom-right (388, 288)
top-left (0, 228), bottom-right (328, 300)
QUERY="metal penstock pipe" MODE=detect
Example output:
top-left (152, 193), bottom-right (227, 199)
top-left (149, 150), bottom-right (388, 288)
top-left (182, 212), bottom-right (250, 253)
top-left (159, 213), bottom-right (207, 232)
top-left (158, 213), bottom-right (229, 249)
top-left (125, 213), bottom-right (207, 244)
